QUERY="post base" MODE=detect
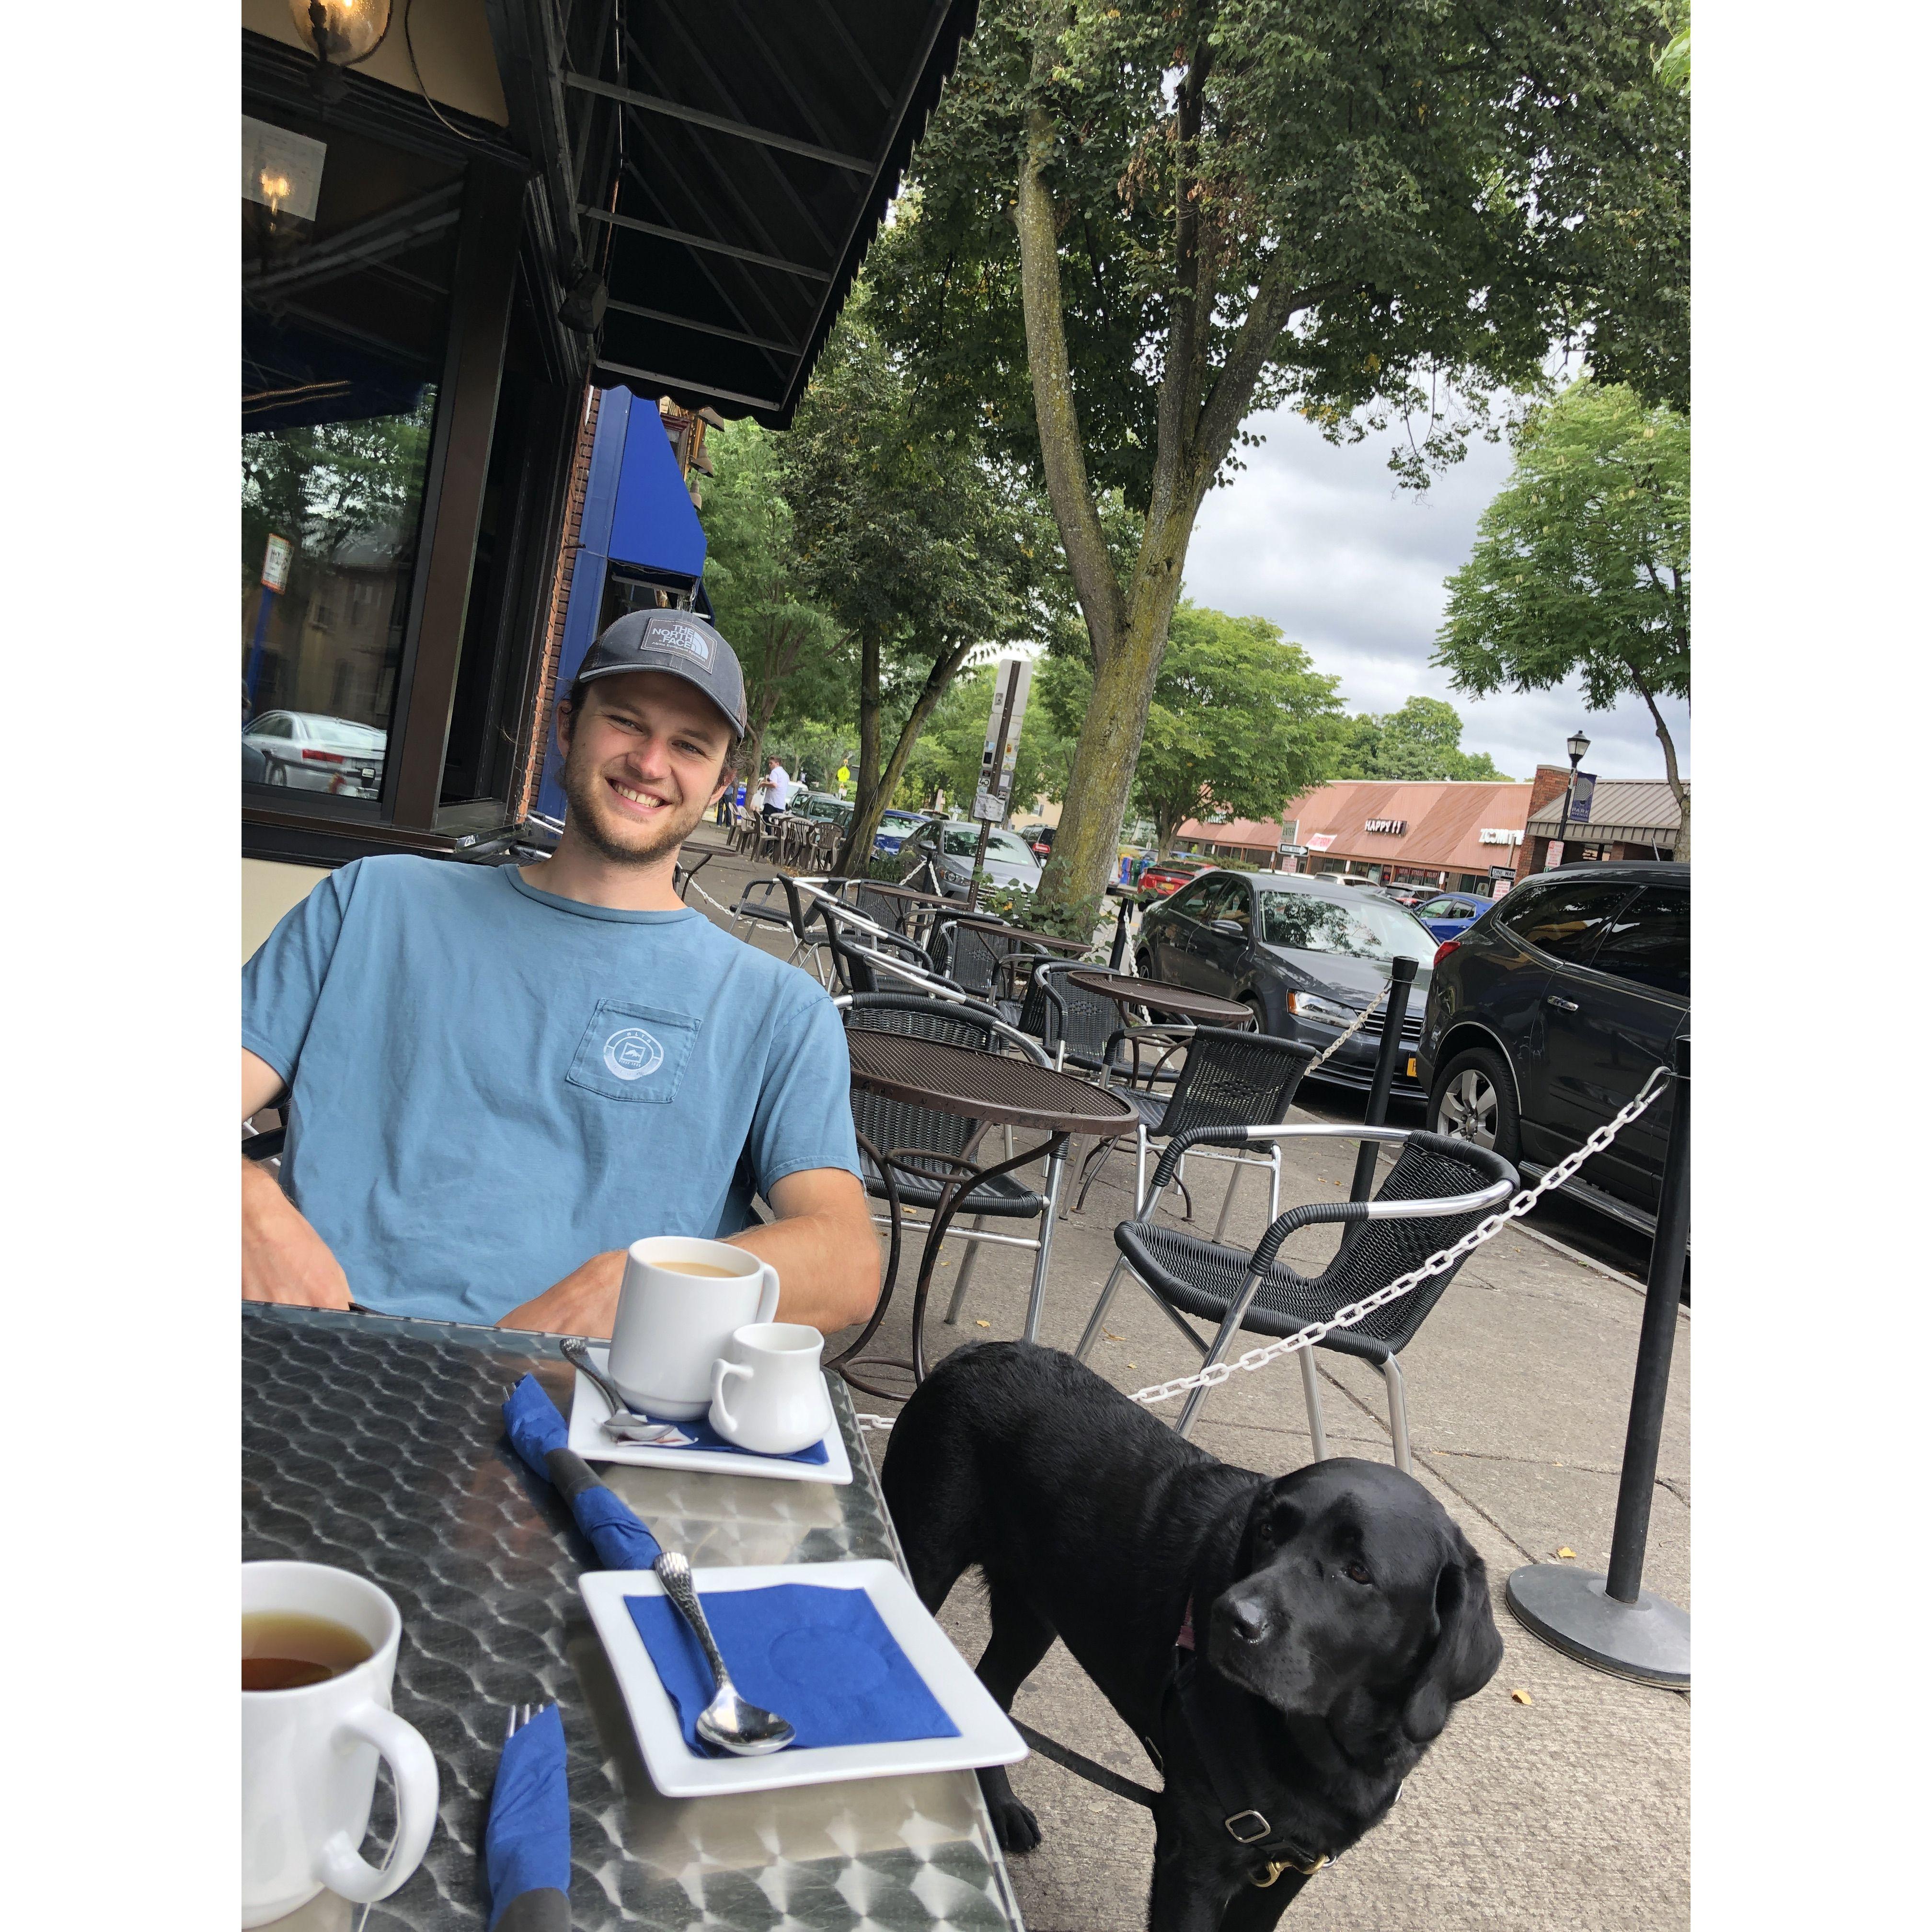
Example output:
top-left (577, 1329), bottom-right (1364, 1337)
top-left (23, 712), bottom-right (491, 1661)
top-left (1505, 1563), bottom-right (1689, 1689)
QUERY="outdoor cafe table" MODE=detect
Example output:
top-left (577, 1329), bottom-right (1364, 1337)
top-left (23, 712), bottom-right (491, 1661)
top-left (844, 1032), bottom-right (1138, 1381)
top-left (1063, 966), bottom-right (1255, 1030)
top-left (243, 1304), bottom-right (1026, 1932)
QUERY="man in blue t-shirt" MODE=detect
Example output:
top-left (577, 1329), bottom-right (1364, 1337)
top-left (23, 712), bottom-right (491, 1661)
top-left (242, 611), bottom-right (876, 1338)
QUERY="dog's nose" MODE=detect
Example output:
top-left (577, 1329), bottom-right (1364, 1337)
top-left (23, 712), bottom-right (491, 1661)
top-left (1224, 1598), bottom-right (1270, 1644)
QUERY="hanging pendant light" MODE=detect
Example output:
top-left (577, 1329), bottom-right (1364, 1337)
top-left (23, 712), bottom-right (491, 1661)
top-left (287, 0), bottom-right (392, 102)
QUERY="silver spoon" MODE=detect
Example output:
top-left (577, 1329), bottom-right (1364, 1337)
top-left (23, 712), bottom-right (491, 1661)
top-left (560, 1337), bottom-right (688, 1444)
top-left (652, 1552), bottom-right (796, 1757)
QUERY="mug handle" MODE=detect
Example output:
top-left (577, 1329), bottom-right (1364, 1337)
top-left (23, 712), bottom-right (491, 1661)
top-left (316, 1701), bottom-right (440, 1904)
top-left (711, 1357), bottom-right (751, 1437)
top-left (754, 1262), bottom-right (781, 1325)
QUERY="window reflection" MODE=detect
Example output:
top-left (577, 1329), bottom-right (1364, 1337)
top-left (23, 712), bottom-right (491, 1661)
top-left (242, 109), bottom-right (461, 798)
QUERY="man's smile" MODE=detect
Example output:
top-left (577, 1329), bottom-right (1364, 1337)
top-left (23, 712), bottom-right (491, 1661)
top-left (607, 777), bottom-right (674, 816)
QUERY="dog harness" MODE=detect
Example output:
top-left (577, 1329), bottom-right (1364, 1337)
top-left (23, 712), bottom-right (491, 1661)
top-left (1011, 1598), bottom-right (1350, 1889)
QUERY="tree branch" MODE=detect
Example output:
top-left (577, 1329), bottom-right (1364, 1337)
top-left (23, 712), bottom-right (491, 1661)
top-left (1016, 82), bottom-right (1123, 666)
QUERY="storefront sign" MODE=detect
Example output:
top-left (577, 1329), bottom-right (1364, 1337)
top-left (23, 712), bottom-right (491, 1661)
top-left (1276, 818), bottom-right (1299, 853)
top-left (1364, 817), bottom-right (1406, 836)
top-left (1479, 828), bottom-right (1523, 846)
top-left (243, 115), bottom-right (327, 223)
top-left (260, 534), bottom-right (293, 593)
top-left (1306, 832), bottom-right (1336, 852)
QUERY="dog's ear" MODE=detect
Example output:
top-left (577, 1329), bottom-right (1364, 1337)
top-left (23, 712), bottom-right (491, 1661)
top-left (1399, 1542), bottom-right (1505, 1743)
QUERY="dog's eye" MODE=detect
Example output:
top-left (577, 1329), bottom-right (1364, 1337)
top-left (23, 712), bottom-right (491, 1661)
top-left (1345, 1561), bottom-right (1372, 1586)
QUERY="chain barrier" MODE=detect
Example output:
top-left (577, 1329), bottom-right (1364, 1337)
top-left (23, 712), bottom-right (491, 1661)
top-left (1121, 1061), bottom-right (1672, 1408)
top-left (841, 1060), bottom-right (1672, 1434)
top-left (1305, 980), bottom-right (1390, 1069)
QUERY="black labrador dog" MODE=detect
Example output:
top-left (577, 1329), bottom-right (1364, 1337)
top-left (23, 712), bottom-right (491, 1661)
top-left (882, 1343), bottom-right (1503, 1931)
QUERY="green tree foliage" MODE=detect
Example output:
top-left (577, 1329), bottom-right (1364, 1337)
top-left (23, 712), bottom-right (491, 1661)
top-left (1041, 604), bottom-right (1342, 854)
top-left (870, 0), bottom-right (1690, 909)
top-left (1331, 696), bottom-right (1513, 782)
top-left (1435, 378), bottom-right (1690, 851)
top-left (778, 304), bottom-right (1052, 868)
top-left (895, 662), bottom-right (1075, 814)
top-left (698, 418), bottom-right (847, 780)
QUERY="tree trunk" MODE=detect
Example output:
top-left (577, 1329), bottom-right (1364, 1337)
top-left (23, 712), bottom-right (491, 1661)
top-left (837, 636), bottom-right (979, 872)
top-left (837, 629), bottom-right (886, 873)
top-left (1633, 679), bottom-right (1690, 865)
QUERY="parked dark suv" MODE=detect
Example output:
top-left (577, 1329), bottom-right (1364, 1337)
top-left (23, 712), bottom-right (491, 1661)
top-left (1418, 862), bottom-right (1689, 1235)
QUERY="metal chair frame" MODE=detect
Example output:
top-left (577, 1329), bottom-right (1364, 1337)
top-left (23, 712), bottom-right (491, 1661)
top-left (1072, 1024), bottom-right (1312, 1228)
top-left (836, 993), bottom-right (1071, 1360)
top-left (1074, 1123), bottom-right (1517, 1463)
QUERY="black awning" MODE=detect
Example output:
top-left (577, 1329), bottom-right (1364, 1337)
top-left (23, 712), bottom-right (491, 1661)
top-left (568, 0), bottom-right (978, 426)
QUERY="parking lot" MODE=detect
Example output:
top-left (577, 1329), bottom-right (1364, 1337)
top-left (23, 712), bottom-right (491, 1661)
top-left (685, 832), bottom-right (1689, 1932)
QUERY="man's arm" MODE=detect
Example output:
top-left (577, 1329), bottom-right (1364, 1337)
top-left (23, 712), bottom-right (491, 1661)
top-left (242, 1046), bottom-right (352, 1310)
top-left (495, 1169), bottom-right (880, 1339)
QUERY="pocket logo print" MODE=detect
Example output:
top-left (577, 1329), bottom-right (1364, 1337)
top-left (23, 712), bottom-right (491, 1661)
top-left (602, 1026), bottom-right (665, 1080)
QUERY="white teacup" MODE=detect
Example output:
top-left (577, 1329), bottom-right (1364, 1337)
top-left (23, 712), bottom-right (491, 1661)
top-left (242, 1563), bottom-right (439, 1929)
top-left (606, 1236), bottom-right (781, 1419)
top-left (709, 1322), bottom-right (833, 1455)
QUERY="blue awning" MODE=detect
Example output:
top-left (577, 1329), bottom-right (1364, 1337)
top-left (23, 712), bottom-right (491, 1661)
top-left (607, 401), bottom-right (706, 581)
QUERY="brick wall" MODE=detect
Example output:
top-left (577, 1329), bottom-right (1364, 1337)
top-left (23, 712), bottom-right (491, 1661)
top-left (512, 386), bottom-right (600, 821)
top-left (1527, 762), bottom-right (1571, 821)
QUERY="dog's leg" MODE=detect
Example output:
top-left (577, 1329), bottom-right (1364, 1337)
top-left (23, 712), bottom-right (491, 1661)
top-left (1147, 1816), bottom-right (1233, 1932)
top-left (972, 1584), bottom-right (1058, 1855)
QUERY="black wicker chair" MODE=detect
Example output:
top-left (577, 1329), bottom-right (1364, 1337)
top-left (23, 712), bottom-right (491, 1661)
top-left (931, 917), bottom-right (1038, 1022)
top-left (1073, 1024), bottom-right (1315, 1233)
top-left (812, 899), bottom-right (974, 1001)
top-left (835, 994), bottom-right (1068, 1385)
top-left (844, 879), bottom-right (910, 936)
top-left (1076, 1124), bottom-right (1518, 1459)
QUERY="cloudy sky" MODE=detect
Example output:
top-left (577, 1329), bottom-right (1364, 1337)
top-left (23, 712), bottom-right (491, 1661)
top-left (1182, 401), bottom-right (1691, 787)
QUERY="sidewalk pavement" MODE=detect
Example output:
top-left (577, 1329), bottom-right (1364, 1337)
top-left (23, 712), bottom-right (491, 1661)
top-left (684, 832), bottom-right (1690, 1932)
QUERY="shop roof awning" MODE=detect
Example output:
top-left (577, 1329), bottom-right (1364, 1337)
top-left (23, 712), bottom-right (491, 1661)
top-left (522, 0), bottom-right (978, 428)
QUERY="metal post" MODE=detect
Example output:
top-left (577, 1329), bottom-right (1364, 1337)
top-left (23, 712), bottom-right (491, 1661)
top-left (1350, 957), bottom-right (1417, 1201)
top-left (1108, 889), bottom-right (1133, 969)
top-left (965, 817), bottom-right (991, 913)
top-left (1505, 1035), bottom-right (1690, 1686)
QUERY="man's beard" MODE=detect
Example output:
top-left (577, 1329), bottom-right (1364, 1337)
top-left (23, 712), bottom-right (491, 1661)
top-left (560, 746), bottom-right (713, 867)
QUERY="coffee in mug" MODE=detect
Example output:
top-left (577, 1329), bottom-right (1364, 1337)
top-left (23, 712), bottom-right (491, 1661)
top-left (242, 1563), bottom-right (440, 1928)
top-left (243, 1611), bottom-right (372, 1691)
top-left (606, 1236), bottom-right (781, 1418)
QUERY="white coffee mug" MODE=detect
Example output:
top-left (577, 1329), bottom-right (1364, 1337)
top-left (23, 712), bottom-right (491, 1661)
top-left (709, 1322), bottom-right (833, 1455)
top-left (606, 1236), bottom-right (781, 1419)
top-left (242, 1563), bottom-right (439, 1928)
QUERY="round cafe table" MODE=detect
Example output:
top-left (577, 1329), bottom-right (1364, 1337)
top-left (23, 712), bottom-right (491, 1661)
top-left (842, 1031), bottom-right (1138, 1389)
top-left (1064, 966), bottom-right (1256, 1029)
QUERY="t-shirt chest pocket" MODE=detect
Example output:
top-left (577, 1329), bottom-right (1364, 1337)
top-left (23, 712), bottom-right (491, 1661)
top-left (567, 1000), bottom-right (701, 1104)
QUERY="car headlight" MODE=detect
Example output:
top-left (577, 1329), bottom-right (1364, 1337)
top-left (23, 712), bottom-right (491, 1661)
top-left (1287, 990), bottom-right (1361, 1029)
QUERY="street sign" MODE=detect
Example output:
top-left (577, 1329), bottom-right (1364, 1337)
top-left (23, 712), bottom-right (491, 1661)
top-left (1567, 773), bottom-right (1597, 823)
top-left (261, 534), bottom-right (293, 593)
top-left (972, 656), bottom-right (1033, 823)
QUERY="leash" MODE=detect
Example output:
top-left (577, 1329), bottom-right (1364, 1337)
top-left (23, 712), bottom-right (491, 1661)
top-left (1010, 1720), bottom-right (1163, 1810)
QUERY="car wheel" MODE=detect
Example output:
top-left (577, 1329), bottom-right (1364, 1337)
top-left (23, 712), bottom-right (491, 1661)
top-left (1240, 993), bottom-right (1269, 1035)
top-left (1429, 1046), bottom-right (1520, 1163)
top-left (1133, 947), bottom-right (1155, 978)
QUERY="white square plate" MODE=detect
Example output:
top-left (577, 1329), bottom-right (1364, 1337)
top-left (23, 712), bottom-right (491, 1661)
top-left (567, 1346), bottom-right (852, 1485)
top-left (579, 1562), bottom-right (1026, 1797)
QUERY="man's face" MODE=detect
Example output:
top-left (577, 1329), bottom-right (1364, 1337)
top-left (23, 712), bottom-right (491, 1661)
top-left (557, 672), bottom-right (734, 866)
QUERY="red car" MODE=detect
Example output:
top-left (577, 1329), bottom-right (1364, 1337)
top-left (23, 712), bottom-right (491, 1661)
top-left (1136, 855), bottom-right (1214, 899)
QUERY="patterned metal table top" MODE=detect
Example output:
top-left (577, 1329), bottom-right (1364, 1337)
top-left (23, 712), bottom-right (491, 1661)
top-left (846, 1033), bottom-right (1140, 1135)
top-left (244, 1306), bottom-right (1024, 1931)
top-left (1064, 968), bottom-right (1254, 1026)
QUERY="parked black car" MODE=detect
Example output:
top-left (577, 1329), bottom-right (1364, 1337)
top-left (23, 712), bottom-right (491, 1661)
top-left (1135, 870), bottom-right (1440, 1094)
top-left (1418, 862), bottom-right (1689, 1236)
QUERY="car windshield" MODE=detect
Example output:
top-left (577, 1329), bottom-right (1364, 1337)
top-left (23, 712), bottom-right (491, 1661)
top-left (939, 827), bottom-right (1035, 861)
top-left (1257, 888), bottom-right (1433, 962)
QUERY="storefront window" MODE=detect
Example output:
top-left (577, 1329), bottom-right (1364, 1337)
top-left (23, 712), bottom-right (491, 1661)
top-left (242, 108), bottom-right (462, 802)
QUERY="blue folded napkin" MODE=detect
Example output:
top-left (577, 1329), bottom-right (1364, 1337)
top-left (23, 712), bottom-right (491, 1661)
top-left (627, 1583), bottom-right (960, 1755)
top-left (483, 1703), bottom-right (569, 1932)
top-left (502, 1376), bottom-right (661, 1569)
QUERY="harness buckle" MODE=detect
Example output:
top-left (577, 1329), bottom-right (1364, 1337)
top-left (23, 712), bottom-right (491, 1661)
top-left (1225, 1810), bottom-right (1271, 1844)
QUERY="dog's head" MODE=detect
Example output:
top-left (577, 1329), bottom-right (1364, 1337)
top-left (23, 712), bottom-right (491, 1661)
top-left (1206, 1458), bottom-right (1503, 1743)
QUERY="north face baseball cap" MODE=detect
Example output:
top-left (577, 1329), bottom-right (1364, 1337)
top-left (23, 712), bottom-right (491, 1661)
top-left (570, 609), bottom-right (748, 740)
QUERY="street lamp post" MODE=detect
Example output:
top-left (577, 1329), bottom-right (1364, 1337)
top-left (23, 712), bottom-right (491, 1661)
top-left (1556, 730), bottom-right (1591, 866)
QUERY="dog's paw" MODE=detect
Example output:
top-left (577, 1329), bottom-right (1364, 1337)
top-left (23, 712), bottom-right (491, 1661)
top-left (989, 1795), bottom-right (1043, 1854)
